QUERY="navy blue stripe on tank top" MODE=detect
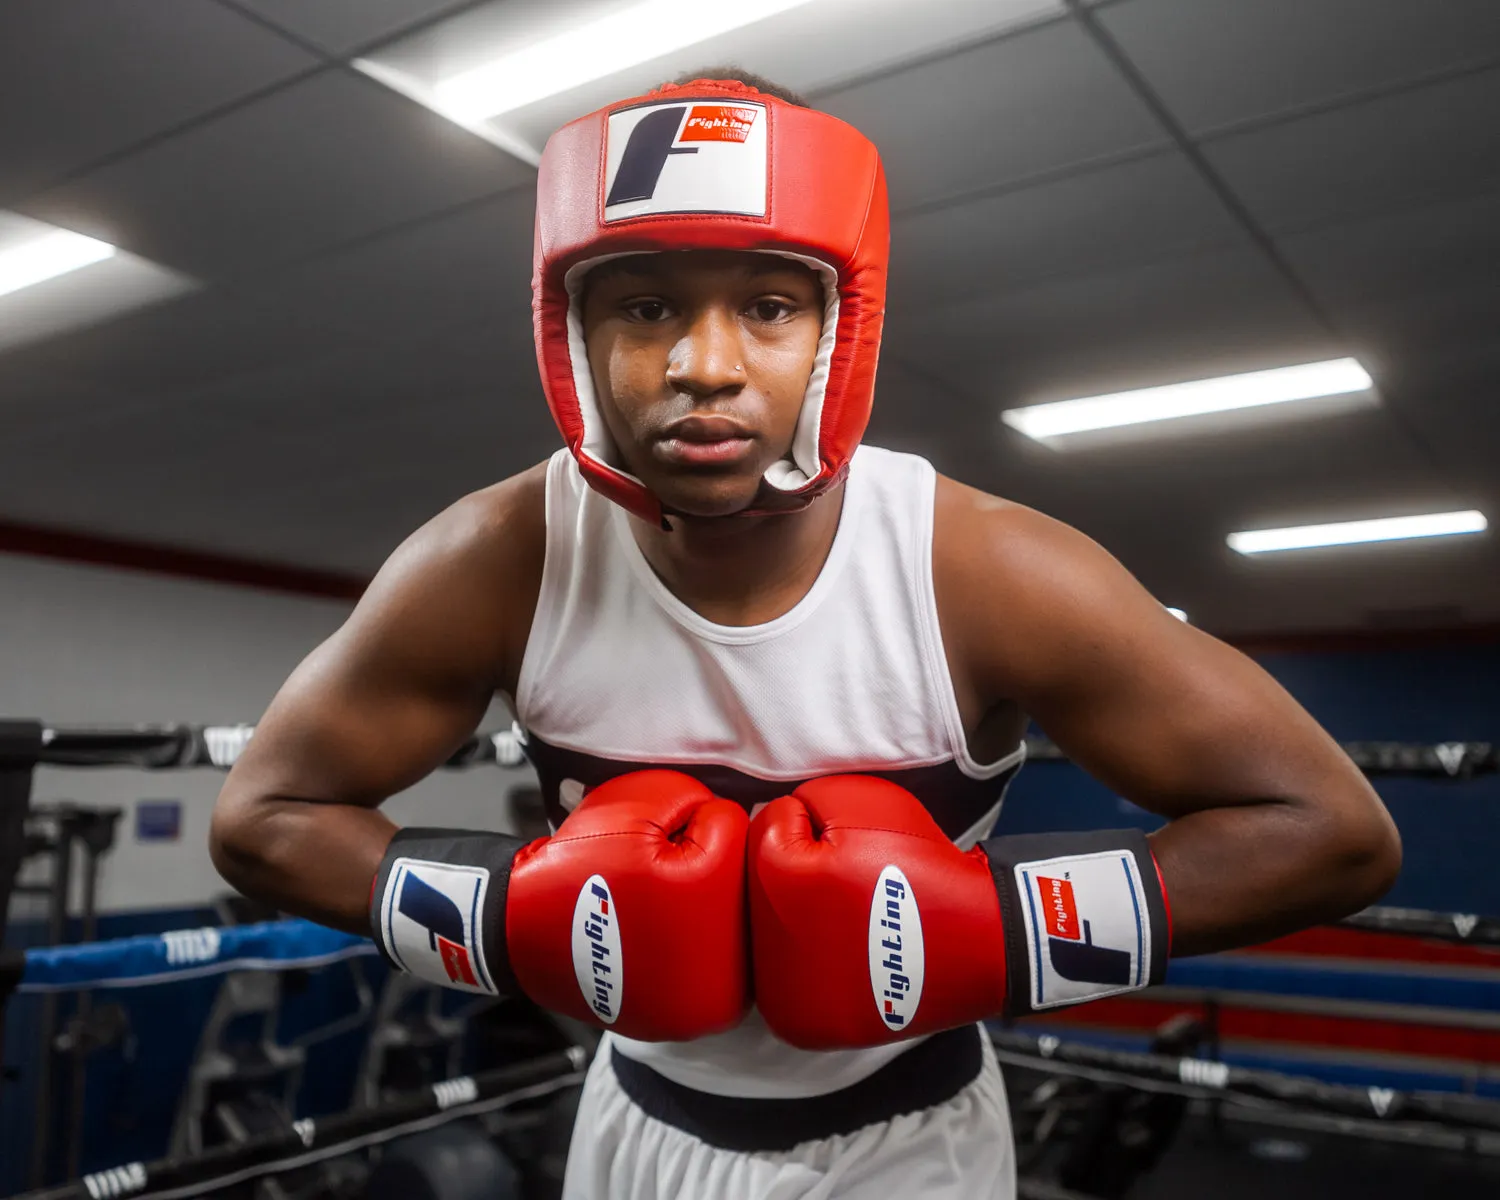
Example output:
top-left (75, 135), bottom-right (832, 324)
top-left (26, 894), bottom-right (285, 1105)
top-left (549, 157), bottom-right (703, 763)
top-left (521, 731), bottom-right (1020, 838)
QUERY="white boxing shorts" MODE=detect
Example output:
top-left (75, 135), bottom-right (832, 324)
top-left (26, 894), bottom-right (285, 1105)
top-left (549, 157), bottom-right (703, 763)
top-left (561, 1025), bottom-right (1015, 1199)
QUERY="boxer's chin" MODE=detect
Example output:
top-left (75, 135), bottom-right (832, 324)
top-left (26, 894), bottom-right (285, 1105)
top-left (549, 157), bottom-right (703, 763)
top-left (653, 470), bottom-right (766, 520)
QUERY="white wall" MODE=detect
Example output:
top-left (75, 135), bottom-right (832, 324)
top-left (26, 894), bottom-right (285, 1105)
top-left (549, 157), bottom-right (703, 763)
top-left (0, 552), bottom-right (534, 916)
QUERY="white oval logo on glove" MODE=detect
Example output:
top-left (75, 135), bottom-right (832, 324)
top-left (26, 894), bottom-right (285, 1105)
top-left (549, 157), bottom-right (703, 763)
top-left (572, 874), bottom-right (622, 1024)
top-left (869, 865), bottom-right (924, 1031)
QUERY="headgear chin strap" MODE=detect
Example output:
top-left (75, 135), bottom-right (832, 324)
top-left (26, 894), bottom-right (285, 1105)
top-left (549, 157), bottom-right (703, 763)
top-left (532, 80), bottom-right (890, 525)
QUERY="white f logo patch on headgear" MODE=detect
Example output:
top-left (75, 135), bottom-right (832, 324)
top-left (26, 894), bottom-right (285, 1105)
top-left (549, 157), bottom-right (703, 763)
top-left (604, 101), bottom-right (768, 222)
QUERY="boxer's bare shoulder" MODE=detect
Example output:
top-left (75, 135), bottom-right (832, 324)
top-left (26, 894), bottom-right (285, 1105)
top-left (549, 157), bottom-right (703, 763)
top-left (928, 472), bottom-right (1160, 756)
top-left (342, 460), bottom-right (549, 698)
top-left (931, 471), bottom-right (1184, 708)
top-left (218, 462), bottom-right (548, 831)
top-left (386, 460), bottom-right (550, 697)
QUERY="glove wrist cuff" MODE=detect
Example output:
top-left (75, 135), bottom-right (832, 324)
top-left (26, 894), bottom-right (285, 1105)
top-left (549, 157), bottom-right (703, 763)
top-left (980, 829), bottom-right (1170, 1018)
top-left (369, 827), bottom-right (527, 997)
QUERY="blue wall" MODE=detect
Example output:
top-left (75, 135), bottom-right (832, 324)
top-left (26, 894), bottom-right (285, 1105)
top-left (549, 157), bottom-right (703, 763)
top-left (998, 642), bottom-right (1500, 914)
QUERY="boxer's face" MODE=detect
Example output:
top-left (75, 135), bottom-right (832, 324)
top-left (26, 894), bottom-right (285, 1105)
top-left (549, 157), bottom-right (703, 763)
top-left (581, 250), bottom-right (824, 518)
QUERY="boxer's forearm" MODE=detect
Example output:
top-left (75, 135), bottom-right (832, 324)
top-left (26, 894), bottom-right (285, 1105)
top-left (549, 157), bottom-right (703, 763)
top-left (1148, 795), bottom-right (1399, 957)
top-left (210, 792), bottom-right (397, 935)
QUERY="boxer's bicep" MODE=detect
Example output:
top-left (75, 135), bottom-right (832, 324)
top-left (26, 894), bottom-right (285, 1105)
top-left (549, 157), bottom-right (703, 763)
top-left (211, 472), bottom-right (545, 928)
top-left (237, 542), bottom-right (498, 807)
top-left (234, 473), bottom-right (543, 807)
top-left (960, 501), bottom-right (1371, 820)
top-left (949, 500), bottom-right (1400, 951)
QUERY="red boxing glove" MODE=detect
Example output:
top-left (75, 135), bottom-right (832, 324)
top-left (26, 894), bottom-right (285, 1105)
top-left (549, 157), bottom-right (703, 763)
top-left (749, 776), bottom-right (1170, 1050)
top-left (372, 770), bottom-right (750, 1042)
top-left (508, 770), bottom-right (750, 1039)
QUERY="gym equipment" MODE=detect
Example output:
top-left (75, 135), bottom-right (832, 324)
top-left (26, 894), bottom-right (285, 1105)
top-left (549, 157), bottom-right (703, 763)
top-left (11, 1050), bottom-right (583, 1200)
top-left (365, 1122), bottom-right (523, 1200)
top-left (5, 799), bottom-right (124, 1187)
top-left (1013, 1015), bottom-right (1204, 1197)
top-left (169, 900), bottom-right (376, 1199)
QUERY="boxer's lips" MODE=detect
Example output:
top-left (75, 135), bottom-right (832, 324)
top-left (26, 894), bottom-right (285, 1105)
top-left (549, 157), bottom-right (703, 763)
top-left (655, 416), bottom-right (757, 468)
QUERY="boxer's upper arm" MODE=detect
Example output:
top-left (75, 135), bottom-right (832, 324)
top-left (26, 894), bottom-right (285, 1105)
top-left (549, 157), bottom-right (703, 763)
top-left (941, 483), bottom-right (1382, 827)
top-left (222, 465), bottom-right (547, 811)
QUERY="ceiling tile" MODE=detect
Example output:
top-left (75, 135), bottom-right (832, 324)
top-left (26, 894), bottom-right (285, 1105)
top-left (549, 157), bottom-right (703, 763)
top-left (1276, 190), bottom-right (1500, 402)
top-left (17, 68), bottom-right (533, 280)
top-left (230, 0), bottom-right (474, 56)
top-left (891, 150), bottom-right (1245, 305)
top-left (155, 322), bottom-right (551, 454)
top-left (885, 245), bottom-right (1329, 406)
top-left (0, 336), bottom-right (554, 575)
top-left (1392, 402), bottom-right (1500, 501)
top-left (264, 185), bottom-right (537, 350)
top-left (0, 0), bottom-right (316, 202)
top-left (1206, 536), bottom-right (1500, 637)
top-left (1383, 339), bottom-right (1500, 405)
top-left (1277, 189), bottom-right (1500, 312)
top-left (0, 286), bottom-right (358, 393)
top-left (0, 231), bottom-right (196, 357)
top-left (1204, 66), bottom-right (1500, 234)
top-left (987, 405), bottom-right (1470, 637)
top-left (1337, 276), bottom-right (1500, 381)
top-left (819, 19), bottom-right (1169, 211)
top-left (0, 366), bottom-right (150, 444)
top-left (1392, 350), bottom-right (1500, 464)
top-left (368, 0), bottom-right (1064, 161)
top-left (1097, 0), bottom-right (1500, 134)
top-left (1063, 411), bottom-right (1443, 534)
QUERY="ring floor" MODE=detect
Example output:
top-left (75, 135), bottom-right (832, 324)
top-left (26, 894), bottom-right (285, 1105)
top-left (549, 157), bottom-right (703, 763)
top-left (1126, 1111), bottom-right (1500, 1199)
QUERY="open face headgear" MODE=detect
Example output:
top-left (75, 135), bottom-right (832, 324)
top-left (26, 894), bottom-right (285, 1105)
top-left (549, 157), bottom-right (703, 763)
top-left (532, 79), bottom-right (890, 523)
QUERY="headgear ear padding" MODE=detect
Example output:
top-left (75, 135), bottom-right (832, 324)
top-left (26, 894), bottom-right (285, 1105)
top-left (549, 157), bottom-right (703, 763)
top-left (532, 80), bottom-right (890, 524)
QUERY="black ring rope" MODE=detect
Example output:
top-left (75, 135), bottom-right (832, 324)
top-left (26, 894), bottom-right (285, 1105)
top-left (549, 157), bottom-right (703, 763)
top-left (16, 723), bottom-right (1496, 779)
top-left (11, 1049), bottom-right (585, 1200)
top-left (989, 1029), bottom-right (1500, 1136)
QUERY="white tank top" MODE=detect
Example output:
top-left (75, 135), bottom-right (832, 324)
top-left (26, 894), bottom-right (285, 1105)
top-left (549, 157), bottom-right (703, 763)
top-left (516, 444), bottom-right (1024, 1099)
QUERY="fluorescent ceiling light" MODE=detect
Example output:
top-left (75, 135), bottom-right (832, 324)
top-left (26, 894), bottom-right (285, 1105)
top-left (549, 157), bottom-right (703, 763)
top-left (1002, 358), bottom-right (1374, 444)
top-left (1166, 607), bottom-right (1188, 622)
top-left (0, 229), bottom-right (115, 300)
top-left (1228, 511), bottom-right (1487, 556)
top-left (431, 0), bottom-right (821, 122)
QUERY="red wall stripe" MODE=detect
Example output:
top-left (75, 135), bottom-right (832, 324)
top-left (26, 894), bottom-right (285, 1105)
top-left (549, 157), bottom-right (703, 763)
top-left (0, 517), bottom-right (367, 601)
top-left (2, 517), bottom-right (1497, 649)
top-left (1026, 994), bottom-right (1500, 1065)
top-left (1243, 926), bottom-right (1500, 970)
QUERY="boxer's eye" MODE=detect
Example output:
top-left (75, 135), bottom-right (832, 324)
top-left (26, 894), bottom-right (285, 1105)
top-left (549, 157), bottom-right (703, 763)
top-left (748, 298), bottom-right (795, 322)
top-left (623, 298), bottom-right (672, 322)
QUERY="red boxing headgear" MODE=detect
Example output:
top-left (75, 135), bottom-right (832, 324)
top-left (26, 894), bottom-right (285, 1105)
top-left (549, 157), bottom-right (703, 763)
top-left (532, 80), bottom-right (890, 524)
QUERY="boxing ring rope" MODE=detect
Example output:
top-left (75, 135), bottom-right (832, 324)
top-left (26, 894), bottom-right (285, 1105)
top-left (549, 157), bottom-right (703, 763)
top-left (3, 919), bottom-right (375, 994)
top-left (8, 897), bottom-right (1500, 1008)
top-left (1338, 905), bottom-right (1500, 945)
top-left (989, 1027), bottom-right (1500, 1150)
top-left (24, 722), bottom-right (528, 772)
top-left (9, 922), bottom-right (1500, 1197)
top-left (11, 1049), bottom-right (586, 1200)
top-left (1023, 735), bottom-right (1498, 779)
top-left (12, 721), bottom-right (1496, 778)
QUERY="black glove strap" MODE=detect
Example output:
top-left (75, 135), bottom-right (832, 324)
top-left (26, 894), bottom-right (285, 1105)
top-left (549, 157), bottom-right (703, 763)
top-left (370, 828), bottom-right (527, 997)
top-left (981, 829), bottom-right (1170, 1018)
